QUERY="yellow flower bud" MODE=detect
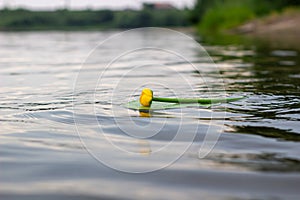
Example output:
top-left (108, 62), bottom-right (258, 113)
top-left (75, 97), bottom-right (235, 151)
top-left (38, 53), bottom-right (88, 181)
top-left (139, 88), bottom-right (153, 107)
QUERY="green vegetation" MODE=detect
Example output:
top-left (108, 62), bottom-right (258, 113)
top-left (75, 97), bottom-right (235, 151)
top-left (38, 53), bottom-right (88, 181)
top-left (0, 9), bottom-right (114, 30)
top-left (192, 0), bottom-right (300, 34)
top-left (200, 2), bottom-right (254, 32)
top-left (1, 1), bottom-right (299, 33)
top-left (114, 9), bottom-right (190, 28)
top-left (0, 8), bottom-right (191, 30)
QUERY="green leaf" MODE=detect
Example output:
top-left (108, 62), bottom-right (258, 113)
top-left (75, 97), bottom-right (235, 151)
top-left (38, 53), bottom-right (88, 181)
top-left (125, 100), bottom-right (210, 111)
top-left (125, 96), bottom-right (244, 111)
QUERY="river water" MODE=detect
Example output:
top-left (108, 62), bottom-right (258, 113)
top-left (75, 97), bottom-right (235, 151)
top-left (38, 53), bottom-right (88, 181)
top-left (1, 29), bottom-right (300, 199)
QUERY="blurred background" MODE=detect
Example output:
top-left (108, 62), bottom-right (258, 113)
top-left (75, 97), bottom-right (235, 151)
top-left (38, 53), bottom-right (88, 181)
top-left (0, 0), bottom-right (299, 47)
top-left (0, 0), bottom-right (299, 35)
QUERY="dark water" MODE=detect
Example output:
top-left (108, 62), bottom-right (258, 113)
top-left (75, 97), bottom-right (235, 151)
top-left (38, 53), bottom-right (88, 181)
top-left (1, 29), bottom-right (300, 199)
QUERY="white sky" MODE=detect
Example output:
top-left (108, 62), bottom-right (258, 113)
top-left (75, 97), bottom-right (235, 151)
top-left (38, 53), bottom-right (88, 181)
top-left (0, 0), bottom-right (196, 10)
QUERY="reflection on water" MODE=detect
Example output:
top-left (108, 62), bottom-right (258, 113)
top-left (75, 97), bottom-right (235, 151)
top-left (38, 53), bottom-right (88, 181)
top-left (0, 30), bottom-right (300, 199)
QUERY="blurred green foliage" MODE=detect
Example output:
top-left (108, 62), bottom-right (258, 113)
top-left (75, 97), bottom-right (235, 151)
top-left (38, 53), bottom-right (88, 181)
top-left (2, 1), bottom-right (299, 32)
top-left (0, 8), bottom-right (190, 30)
top-left (200, 2), bottom-right (255, 32)
top-left (191, 0), bottom-right (300, 33)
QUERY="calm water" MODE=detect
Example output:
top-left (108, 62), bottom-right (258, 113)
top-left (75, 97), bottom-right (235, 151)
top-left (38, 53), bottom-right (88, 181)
top-left (1, 29), bottom-right (300, 199)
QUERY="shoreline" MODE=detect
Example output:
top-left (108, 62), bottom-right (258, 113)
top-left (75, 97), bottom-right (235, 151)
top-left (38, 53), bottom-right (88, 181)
top-left (232, 9), bottom-right (300, 49)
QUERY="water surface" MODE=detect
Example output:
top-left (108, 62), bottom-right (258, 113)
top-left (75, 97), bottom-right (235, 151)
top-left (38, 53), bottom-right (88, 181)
top-left (1, 29), bottom-right (300, 199)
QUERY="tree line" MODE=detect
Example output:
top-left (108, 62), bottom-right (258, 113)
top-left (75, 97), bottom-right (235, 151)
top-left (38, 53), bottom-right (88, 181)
top-left (0, 0), bottom-right (299, 31)
top-left (0, 8), bottom-right (190, 30)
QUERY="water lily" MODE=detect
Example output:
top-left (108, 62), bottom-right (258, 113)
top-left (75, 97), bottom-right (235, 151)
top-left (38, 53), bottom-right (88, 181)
top-left (139, 88), bottom-right (244, 108)
top-left (139, 88), bottom-right (153, 107)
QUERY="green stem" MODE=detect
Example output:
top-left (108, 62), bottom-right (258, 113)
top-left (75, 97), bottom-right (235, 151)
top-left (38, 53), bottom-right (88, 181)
top-left (152, 96), bottom-right (244, 104)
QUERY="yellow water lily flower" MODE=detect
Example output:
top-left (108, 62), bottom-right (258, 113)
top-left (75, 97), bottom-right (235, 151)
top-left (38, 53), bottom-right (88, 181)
top-left (139, 88), bottom-right (153, 107)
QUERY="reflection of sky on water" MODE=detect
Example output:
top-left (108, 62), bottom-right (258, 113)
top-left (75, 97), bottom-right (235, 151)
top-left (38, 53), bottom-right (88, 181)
top-left (1, 29), bottom-right (300, 199)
